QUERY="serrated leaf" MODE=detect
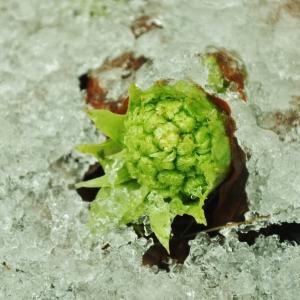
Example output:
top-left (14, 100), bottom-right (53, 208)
top-left (128, 84), bottom-right (142, 113)
top-left (75, 176), bottom-right (109, 189)
top-left (88, 182), bottom-right (148, 233)
top-left (147, 192), bottom-right (172, 253)
top-left (76, 139), bottom-right (123, 161)
top-left (169, 197), bottom-right (206, 225)
top-left (87, 109), bottom-right (126, 142)
top-left (76, 164), bottom-right (132, 189)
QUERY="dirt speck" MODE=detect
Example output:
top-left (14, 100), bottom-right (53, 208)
top-left (257, 96), bottom-right (300, 141)
top-left (81, 52), bottom-right (148, 113)
top-left (268, 0), bottom-right (300, 24)
top-left (282, 0), bottom-right (300, 17)
top-left (131, 15), bottom-right (163, 38)
top-left (99, 52), bottom-right (148, 73)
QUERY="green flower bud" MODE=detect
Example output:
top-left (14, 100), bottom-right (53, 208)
top-left (176, 155), bottom-right (197, 172)
top-left (80, 80), bottom-right (232, 252)
top-left (123, 80), bottom-right (231, 201)
top-left (139, 134), bottom-right (158, 155)
top-left (151, 151), bottom-right (176, 171)
top-left (157, 170), bottom-right (185, 186)
top-left (184, 176), bottom-right (206, 196)
top-left (177, 134), bottom-right (195, 156)
top-left (156, 100), bottom-right (182, 120)
top-left (138, 157), bottom-right (157, 177)
top-left (202, 54), bottom-right (226, 93)
top-left (154, 122), bottom-right (179, 151)
top-left (173, 111), bottom-right (196, 133)
top-left (143, 111), bottom-right (165, 133)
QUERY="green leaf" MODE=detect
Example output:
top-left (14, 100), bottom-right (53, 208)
top-left (201, 160), bottom-right (229, 195)
top-left (115, 164), bottom-right (132, 184)
top-left (169, 197), bottom-right (206, 225)
top-left (211, 130), bottom-right (231, 168)
top-left (75, 176), bottom-right (109, 189)
top-left (76, 140), bottom-right (123, 160)
top-left (76, 163), bottom-right (132, 189)
top-left (88, 182), bottom-right (148, 233)
top-left (99, 150), bottom-right (130, 178)
top-left (147, 192), bottom-right (172, 253)
top-left (88, 187), bottom-right (113, 233)
top-left (87, 109), bottom-right (126, 142)
top-left (120, 184), bottom-right (149, 224)
top-left (79, 79), bottom-right (232, 253)
top-left (128, 84), bottom-right (142, 113)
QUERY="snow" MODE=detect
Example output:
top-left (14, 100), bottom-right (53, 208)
top-left (0, 0), bottom-right (299, 298)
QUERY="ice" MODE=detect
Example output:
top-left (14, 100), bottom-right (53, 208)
top-left (186, 233), bottom-right (300, 299)
top-left (0, 0), bottom-right (300, 299)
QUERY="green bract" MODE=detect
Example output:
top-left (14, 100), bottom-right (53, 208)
top-left (76, 80), bottom-right (231, 251)
top-left (203, 54), bottom-right (226, 93)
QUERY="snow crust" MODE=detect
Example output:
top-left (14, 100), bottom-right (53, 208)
top-left (0, 0), bottom-right (299, 298)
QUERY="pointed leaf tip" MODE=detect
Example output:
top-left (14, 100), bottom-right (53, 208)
top-left (87, 109), bottom-right (126, 142)
top-left (147, 193), bottom-right (172, 253)
top-left (75, 175), bottom-right (109, 189)
top-left (76, 140), bottom-right (123, 160)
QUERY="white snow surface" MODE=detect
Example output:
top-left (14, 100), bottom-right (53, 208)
top-left (0, 0), bottom-right (300, 299)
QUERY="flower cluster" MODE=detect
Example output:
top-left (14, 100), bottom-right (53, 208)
top-left (77, 80), bottom-right (231, 251)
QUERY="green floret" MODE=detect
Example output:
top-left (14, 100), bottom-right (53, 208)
top-left (173, 111), bottom-right (196, 133)
top-left (123, 81), bottom-right (230, 200)
top-left (177, 134), bottom-right (195, 155)
top-left (154, 122), bottom-right (179, 151)
top-left (77, 80), bottom-right (231, 252)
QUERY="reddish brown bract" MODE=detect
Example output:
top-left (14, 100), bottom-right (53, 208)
top-left (212, 50), bottom-right (247, 102)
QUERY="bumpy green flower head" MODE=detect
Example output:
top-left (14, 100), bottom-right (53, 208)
top-left (76, 80), bottom-right (231, 251)
top-left (124, 81), bottom-right (230, 200)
